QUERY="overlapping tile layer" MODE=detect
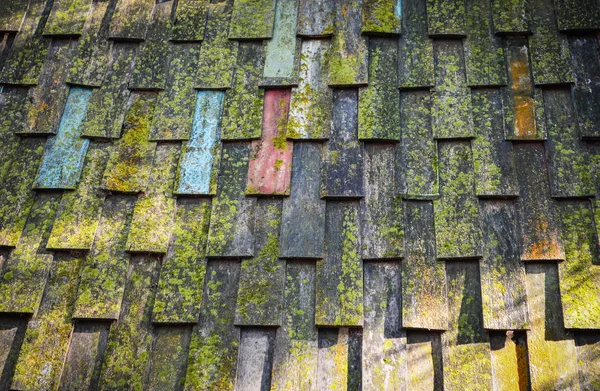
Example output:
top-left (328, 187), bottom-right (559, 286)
top-left (0, 0), bottom-right (599, 389)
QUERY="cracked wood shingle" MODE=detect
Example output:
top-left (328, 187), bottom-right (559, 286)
top-left (152, 198), bottom-right (210, 324)
top-left (321, 89), bottom-right (364, 199)
top-left (543, 87), bottom-right (595, 198)
top-left (398, 0), bottom-right (434, 88)
top-left (471, 88), bottom-right (519, 197)
top-left (184, 260), bottom-right (240, 391)
top-left (442, 262), bottom-right (493, 391)
top-left (235, 199), bottom-right (285, 326)
top-left (72, 195), bottom-right (135, 320)
top-left (397, 90), bottom-right (439, 199)
top-left (513, 142), bottom-right (565, 261)
top-left (220, 42), bottom-right (266, 140)
top-left (279, 142), bottom-right (326, 259)
top-left (316, 201), bottom-right (364, 327)
top-left (362, 262), bottom-right (407, 390)
top-left (502, 37), bottom-right (547, 140)
top-left (10, 253), bottom-right (81, 390)
top-left (46, 141), bottom-right (111, 250)
top-left (101, 92), bottom-right (158, 193)
top-left (287, 39), bottom-right (332, 140)
top-left (175, 91), bottom-right (224, 195)
top-left (361, 144), bottom-right (405, 260)
top-left (80, 42), bottom-right (138, 139)
top-left (434, 141), bottom-right (482, 259)
top-left (479, 200), bottom-right (530, 330)
top-left (206, 142), bottom-right (256, 258)
top-left (402, 201), bottom-right (448, 330)
top-left (270, 261), bottom-right (318, 390)
top-left (246, 89), bottom-right (293, 196)
top-left (358, 37), bottom-right (400, 141)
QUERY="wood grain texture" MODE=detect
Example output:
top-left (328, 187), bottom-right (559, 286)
top-left (321, 89), bottom-right (364, 199)
top-left (525, 263), bottom-right (580, 390)
top-left (316, 201), bottom-right (364, 327)
top-left (287, 39), bottom-right (332, 140)
top-left (442, 262), bottom-right (493, 391)
top-left (270, 261), bottom-right (318, 391)
top-left (362, 262), bottom-right (407, 390)
top-left (235, 199), bottom-right (285, 326)
top-left (206, 142), bottom-right (256, 257)
top-left (361, 144), bottom-right (404, 260)
top-left (569, 35), bottom-right (600, 140)
top-left (397, 90), bottom-right (438, 199)
top-left (479, 200), bottom-right (529, 330)
top-left (402, 201), bottom-right (448, 330)
top-left (513, 143), bottom-right (565, 261)
top-left (279, 142), bottom-right (326, 259)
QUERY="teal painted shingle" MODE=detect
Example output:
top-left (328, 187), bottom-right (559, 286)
top-left (35, 87), bottom-right (93, 189)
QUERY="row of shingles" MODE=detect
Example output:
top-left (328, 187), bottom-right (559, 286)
top-left (401, 1), bottom-right (546, 389)
top-left (69, 0), bottom-right (213, 389)
top-left (0, 0), bottom-right (207, 388)
top-left (0, 0), bottom-right (141, 387)
top-left (499, 0), bottom-right (600, 388)
top-left (169, 0), bottom-right (275, 389)
top-left (0, 1), bottom-right (83, 388)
